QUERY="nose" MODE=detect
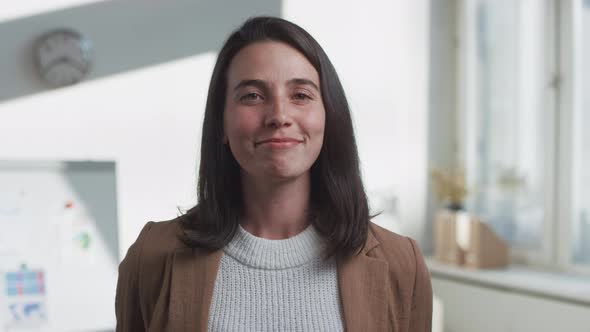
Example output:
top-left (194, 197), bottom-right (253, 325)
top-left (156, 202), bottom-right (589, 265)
top-left (264, 98), bottom-right (292, 129)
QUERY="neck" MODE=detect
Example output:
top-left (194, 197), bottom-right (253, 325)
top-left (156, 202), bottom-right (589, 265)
top-left (240, 171), bottom-right (311, 239)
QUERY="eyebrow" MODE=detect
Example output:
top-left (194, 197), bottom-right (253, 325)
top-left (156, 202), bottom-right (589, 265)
top-left (233, 79), bottom-right (266, 92)
top-left (287, 78), bottom-right (320, 92)
top-left (232, 78), bottom-right (320, 93)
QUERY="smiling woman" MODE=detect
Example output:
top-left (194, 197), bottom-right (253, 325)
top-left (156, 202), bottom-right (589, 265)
top-left (115, 16), bottom-right (432, 332)
top-left (224, 41), bottom-right (325, 183)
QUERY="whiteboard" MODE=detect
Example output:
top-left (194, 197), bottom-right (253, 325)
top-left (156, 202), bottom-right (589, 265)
top-left (0, 161), bottom-right (119, 332)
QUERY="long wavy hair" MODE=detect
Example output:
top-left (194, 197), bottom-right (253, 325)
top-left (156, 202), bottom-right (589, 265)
top-left (180, 16), bottom-right (371, 259)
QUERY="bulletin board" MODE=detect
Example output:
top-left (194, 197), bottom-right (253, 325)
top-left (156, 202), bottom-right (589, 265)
top-left (0, 161), bottom-right (120, 332)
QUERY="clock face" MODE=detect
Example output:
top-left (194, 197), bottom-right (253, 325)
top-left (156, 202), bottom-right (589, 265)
top-left (35, 29), bottom-right (92, 87)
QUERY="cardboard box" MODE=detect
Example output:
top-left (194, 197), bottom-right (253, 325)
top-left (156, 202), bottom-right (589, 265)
top-left (434, 209), bottom-right (509, 269)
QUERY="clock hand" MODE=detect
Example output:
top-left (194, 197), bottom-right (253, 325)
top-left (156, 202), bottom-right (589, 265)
top-left (43, 56), bottom-right (87, 75)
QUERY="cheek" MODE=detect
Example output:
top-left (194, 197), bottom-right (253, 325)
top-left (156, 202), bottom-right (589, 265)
top-left (302, 108), bottom-right (326, 162)
top-left (308, 109), bottom-right (326, 141)
top-left (224, 108), bottom-right (258, 142)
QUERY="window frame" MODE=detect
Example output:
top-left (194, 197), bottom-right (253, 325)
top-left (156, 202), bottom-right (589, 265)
top-left (557, 0), bottom-right (590, 275)
top-left (453, 0), bottom-right (590, 273)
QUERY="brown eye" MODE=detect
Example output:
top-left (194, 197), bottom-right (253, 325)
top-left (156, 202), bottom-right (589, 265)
top-left (239, 93), bottom-right (263, 103)
top-left (293, 92), bottom-right (311, 101)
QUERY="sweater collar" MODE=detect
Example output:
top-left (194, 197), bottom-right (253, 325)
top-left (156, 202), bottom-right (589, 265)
top-left (222, 224), bottom-right (325, 269)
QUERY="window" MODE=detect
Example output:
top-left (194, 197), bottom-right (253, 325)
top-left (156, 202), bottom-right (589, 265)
top-left (457, 0), bottom-right (553, 265)
top-left (457, 0), bottom-right (588, 272)
top-left (572, 0), bottom-right (590, 268)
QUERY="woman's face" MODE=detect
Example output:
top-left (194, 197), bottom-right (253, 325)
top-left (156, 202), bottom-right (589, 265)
top-left (224, 41), bottom-right (325, 181)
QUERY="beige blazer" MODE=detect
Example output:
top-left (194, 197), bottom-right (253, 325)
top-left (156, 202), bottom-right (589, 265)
top-left (115, 218), bottom-right (432, 332)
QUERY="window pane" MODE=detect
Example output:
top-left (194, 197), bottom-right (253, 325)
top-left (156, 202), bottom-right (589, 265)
top-left (572, 0), bottom-right (590, 266)
top-left (462, 0), bottom-right (548, 251)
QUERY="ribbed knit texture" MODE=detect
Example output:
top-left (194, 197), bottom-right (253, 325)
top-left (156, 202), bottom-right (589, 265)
top-left (207, 224), bottom-right (344, 332)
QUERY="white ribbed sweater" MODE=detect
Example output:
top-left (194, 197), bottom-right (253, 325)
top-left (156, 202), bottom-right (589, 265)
top-left (206, 224), bottom-right (344, 332)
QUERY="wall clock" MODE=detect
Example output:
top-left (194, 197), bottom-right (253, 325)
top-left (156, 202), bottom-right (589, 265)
top-left (34, 29), bottom-right (92, 88)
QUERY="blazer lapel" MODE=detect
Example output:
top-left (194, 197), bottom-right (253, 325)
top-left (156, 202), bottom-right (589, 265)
top-left (168, 247), bottom-right (223, 331)
top-left (338, 232), bottom-right (390, 332)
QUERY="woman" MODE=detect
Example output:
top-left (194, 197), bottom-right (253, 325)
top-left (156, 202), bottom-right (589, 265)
top-left (116, 16), bottom-right (432, 332)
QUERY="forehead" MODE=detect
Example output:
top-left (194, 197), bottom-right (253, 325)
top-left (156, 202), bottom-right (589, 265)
top-left (226, 41), bottom-right (319, 85)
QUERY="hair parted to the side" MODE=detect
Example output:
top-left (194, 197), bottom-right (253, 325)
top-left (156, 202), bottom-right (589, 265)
top-left (179, 16), bottom-right (372, 259)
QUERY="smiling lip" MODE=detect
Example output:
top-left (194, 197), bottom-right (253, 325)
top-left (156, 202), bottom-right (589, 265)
top-left (256, 137), bottom-right (303, 148)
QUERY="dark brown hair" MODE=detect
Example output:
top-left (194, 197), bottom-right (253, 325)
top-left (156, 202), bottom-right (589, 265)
top-left (180, 16), bottom-right (371, 259)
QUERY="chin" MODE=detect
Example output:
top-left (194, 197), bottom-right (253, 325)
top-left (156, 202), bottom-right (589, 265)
top-left (262, 166), bottom-right (310, 182)
top-left (267, 170), bottom-right (305, 180)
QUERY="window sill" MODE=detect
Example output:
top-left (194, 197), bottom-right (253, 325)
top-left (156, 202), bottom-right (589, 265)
top-left (426, 257), bottom-right (590, 307)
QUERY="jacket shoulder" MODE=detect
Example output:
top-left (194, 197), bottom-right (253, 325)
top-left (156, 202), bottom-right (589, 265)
top-left (141, 217), bottom-right (186, 255)
top-left (117, 216), bottom-right (186, 283)
top-left (368, 222), bottom-right (416, 261)
top-left (367, 222), bottom-right (427, 288)
top-left (132, 217), bottom-right (186, 277)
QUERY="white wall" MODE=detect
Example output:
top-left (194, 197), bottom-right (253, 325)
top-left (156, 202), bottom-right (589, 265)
top-left (0, 0), bottom-right (431, 254)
